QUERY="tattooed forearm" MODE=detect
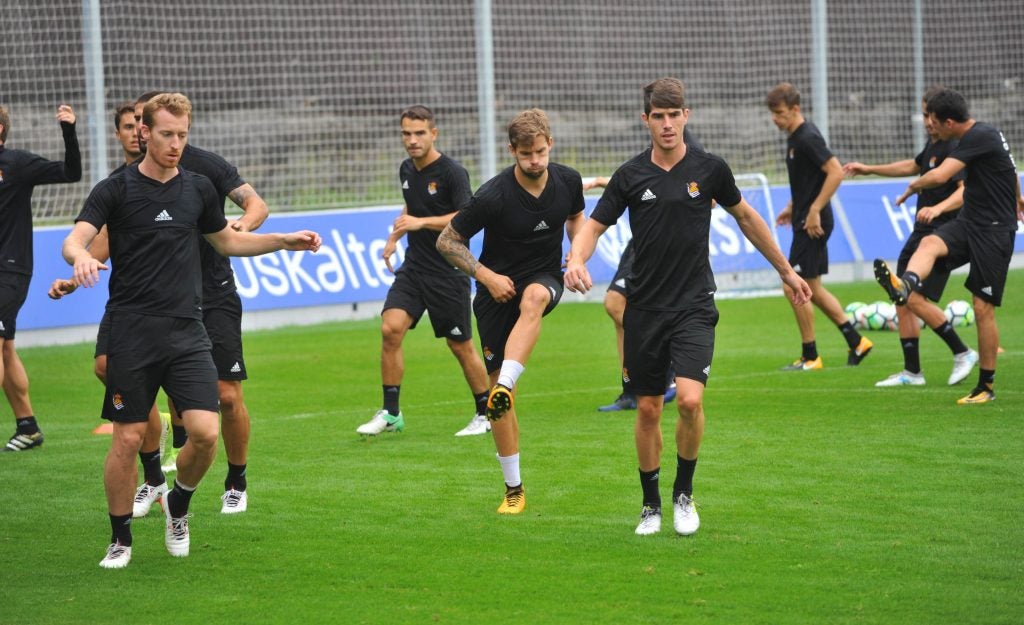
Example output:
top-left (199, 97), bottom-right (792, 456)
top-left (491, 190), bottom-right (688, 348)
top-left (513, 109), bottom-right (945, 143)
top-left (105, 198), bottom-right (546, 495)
top-left (437, 224), bottom-right (481, 277)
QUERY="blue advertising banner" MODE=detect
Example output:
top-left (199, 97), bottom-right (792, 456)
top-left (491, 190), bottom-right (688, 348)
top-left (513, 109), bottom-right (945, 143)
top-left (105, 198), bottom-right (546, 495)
top-left (21, 177), bottom-right (1023, 331)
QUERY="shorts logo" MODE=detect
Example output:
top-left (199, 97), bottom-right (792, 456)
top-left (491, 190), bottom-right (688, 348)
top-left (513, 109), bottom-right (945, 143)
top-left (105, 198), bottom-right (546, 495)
top-left (0, 169), bottom-right (4, 183)
top-left (981, 286), bottom-right (993, 296)
top-left (614, 278), bottom-right (626, 288)
top-left (621, 368), bottom-right (630, 383)
top-left (112, 393), bottom-right (125, 411)
top-left (0, 321), bottom-right (5, 332)
top-left (687, 181), bottom-right (700, 198)
top-left (427, 181), bottom-right (438, 195)
top-left (230, 362), bottom-right (242, 373)
top-left (792, 263), bottom-right (802, 273)
top-left (788, 148), bottom-right (795, 159)
top-left (402, 180), bottom-right (409, 189)
top-left (702, 365), bottom-right (711, 376)
top-left (483, 346), bottom-right (494, 361)
top-left (450, 326), bottom-right (463, 337)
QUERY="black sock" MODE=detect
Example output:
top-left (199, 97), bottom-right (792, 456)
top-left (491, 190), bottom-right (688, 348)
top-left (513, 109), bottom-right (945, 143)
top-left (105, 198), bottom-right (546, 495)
top-left (900, 337), bottom-right (921, 374)
top-left (672, 455), bottom-right (698, 499)
top-left (838, 321), bottom-right (862, 349)
top-left (474, 392), bottom-right (488, 416)
top-left (15, 416), bottom-right (39, 435)
top-left (902, 271), bottom-right (921, 292)
top-left (639, 467), bottom-right (661, 509)
top-left (225, 462), bottom-right (248, 492)
top-left (168, 481), bottom-right (195, 518)
top-left (383, 385), bottom-right (401, 416)
top-left (978, 369), bottom-right (995, 390)
top-left (109, 513), bottom-right (133, 547)
top-left (139, 449), bottom-right (165, 486)
top-left (802, 341), bottom-right (818, 361)
top-left (172, 424), bottom-right (188, 448)
top-left (932, 321), bottom-right (968, 355)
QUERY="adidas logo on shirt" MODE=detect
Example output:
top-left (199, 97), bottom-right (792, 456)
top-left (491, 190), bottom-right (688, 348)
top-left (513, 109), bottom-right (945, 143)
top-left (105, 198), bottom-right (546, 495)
top-left (154, 210), bottom-right (172, 222)
top-left (450, 326), bottom-right (463, 337)
top-left (641, 189), bottom-right (657, 201)
top-left (230, 362), bottom-right (242, 373)
top-left (533, 220), bottom-right (550, 231)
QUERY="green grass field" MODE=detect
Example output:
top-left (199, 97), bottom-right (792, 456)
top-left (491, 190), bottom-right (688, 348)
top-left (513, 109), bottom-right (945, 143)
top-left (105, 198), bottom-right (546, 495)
top-left (1, 275), bottom-right (1021, 625)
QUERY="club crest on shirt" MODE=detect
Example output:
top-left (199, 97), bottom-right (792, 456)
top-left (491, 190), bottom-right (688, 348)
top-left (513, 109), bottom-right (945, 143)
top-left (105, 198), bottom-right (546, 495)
top-left (928, 156), bottom-right (937, 169)
top-left (0, 169), bottom-right (4, 183)
top-left (427, 181), bottom-right (438, 195)
top-left (788, 148), bottom-right (796, 159)
top-left (687, 181), bottom-right (700, 198)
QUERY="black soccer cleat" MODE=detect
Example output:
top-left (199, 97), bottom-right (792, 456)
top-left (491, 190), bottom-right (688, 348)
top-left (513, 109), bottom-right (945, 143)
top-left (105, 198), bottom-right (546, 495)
top-left (3, 430), bottom-right (44, 451)
top-left (873, 259), bottom-right (909, 306)
top-left (485, 384), bottom-right (513, 421)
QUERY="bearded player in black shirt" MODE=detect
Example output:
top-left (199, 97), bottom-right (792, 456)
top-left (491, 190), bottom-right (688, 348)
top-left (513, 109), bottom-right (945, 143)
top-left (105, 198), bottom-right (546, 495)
top-left (0, 103), bottom-right (82, 452)
top-left (875, 87), bottom-right (1024, 405)
top-left (438, 108), bottom-right (585, 515)
top-left (844, 87), bottom-right (979, 389)
top-left (566, 78), bottom-right (810, 537)
top-left (63, 94), bottom-right (320, 569)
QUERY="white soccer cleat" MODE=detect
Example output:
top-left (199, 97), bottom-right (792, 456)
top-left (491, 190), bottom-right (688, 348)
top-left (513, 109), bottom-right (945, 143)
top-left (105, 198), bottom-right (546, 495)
top-left (132, 481), bottom-right (169, 518)
top-left (673, 493), bottom-right (700, 536)
top-left (875, 371), bottom-right (926, 387)
top-left (634, 506), bottom-right (662, 536)
top-left (948, 349), bottom-right (979, 386)
top-left (221, 488), bottom-right (248, 514)
top-left (163, 496), bottom-right (190, 557)
top-left (356, 409), bottom-right (405, 435)
top-left (454, 414), bottom-right (491, 437)
top-left (99, 542), bottom-right (132, 569)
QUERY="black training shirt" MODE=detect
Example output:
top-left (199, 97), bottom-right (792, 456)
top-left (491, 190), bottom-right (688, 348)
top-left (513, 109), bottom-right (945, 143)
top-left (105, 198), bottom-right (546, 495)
top-left (949, 122), bottom-right (1019, 231)
top-left (914, 138), bottom-right (963, 225)
top-left (75, 164), bottom-right (227, 319)
top-left (399, 153), bottom-right (472, 277)
top-left (785, 121), bottom-right (834, 230)
top-left (450, 163), bottom-right (583, 283)
top-left (592, 146), bottom-right (742, 311)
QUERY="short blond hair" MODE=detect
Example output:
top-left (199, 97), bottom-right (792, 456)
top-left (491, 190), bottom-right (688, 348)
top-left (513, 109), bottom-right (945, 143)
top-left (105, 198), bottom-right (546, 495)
top-left (142, 92), bottom-right (193, 129)
top-left (0, 106), bottom-right (10, 143)
top-left (507, 108), bottom-right (551, 149)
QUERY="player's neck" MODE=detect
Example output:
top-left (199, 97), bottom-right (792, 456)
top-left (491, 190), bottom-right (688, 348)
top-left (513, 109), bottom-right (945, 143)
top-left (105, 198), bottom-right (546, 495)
top-left (138, 154), bottom-right (180, 183)
top-left (651, 142), bottom-right (686, 171)
top-left (514, 166), bottom-right (548, 198)
top-left (413, 149), bottom-right (441, 171)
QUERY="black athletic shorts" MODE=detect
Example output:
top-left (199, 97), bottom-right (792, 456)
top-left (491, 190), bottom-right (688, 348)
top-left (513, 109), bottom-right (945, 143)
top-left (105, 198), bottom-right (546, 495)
top-left (102, 312), bottom-right (218, 423)
top-left (622, 303), bottom-right (719, 395)
top-left (383, 266), bottom-right (473, 341)
top-left (789, 227), bottom-right (832, 279)
top-left (897, 225), bottom-right (951, 303)
top-left (933, 219), bottom-right (1015, 306)
top-left (607, 240), bottom-right (635, 296)
top-left (0, 273), bottom-right (30, 340)
top-left (94, 311), bottom-right (111, 358)
top-left (474, 272), bottom-right (563, 374)
top-left (203, 291), bottom-right (247, 381)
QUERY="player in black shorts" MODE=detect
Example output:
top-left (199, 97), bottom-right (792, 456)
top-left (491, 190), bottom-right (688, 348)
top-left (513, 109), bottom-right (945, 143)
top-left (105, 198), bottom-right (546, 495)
top-left (438, 108), bottom-right (585, 515)
top-left (844, 87), bottom-right (978, 388)
top-left (62, 93), bottom-right (320, 569)
top-left (874, 87), bottom-right (1023, 405)
top-left (0, 103), bottom-right (81, 452)
top-left (767, 83), bottom-right (873, 371)
top-left (566, 78), bottom-right (811, 537)
top-left (355, 105), bottom-right (490, 438)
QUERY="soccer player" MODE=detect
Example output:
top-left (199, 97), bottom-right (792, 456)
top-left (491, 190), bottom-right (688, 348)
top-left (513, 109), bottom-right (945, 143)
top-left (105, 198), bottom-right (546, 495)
top-left (437, 108), bottom-right (585, 514)
top-left (766, 82), bottom-right (873, 371)
top-left (355, 105), bottom-right (491, 437)
top-left (63, 93), bottom-right (320, 569)
top-left (565, 78), bottom-right (811, 536)
top-left (874, 87), bottom-right (1023, 404)
top-left (843, 88), bottom-right (978, 387)
top-left (0, 103), bottom-right (82, 451)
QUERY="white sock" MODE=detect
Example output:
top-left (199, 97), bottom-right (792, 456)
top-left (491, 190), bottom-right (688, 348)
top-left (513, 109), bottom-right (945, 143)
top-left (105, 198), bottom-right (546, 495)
top-left (497, 452), bottom-right (521, 488)
top-left (496, 360), bottom-right (525, 390)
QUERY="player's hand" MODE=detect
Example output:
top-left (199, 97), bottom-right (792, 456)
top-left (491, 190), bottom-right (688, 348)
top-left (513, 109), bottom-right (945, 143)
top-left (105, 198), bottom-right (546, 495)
top-left (782, 270), bottom-right (812, 306)
top-left (393, 215), bottom-right (423, 234)
top-left (776, 203), bottom-right (792, 227)
top-left (915, 205), bottom-right (939, 224)
top-left (480, 269), bottom-right (516, 303)
top-left (229, 219), bottom-right (250, 233)
top-left (282, 230), bottom-right (322, 252)
top-left (564, 261), bottom-right (592, 294)
top-left (803, 211), bottom-right (824, 239)
top-left (1017, 196), bottom-right (1024, 224)
top-left (72, 255), bottom-right (108, 288)
top-left (56, 104), bottom-right (76, 125)
top-left (842, 162), bottom-right (869, 177)
top-left (894, 186), bottom-right (913, 207)
top-left (382, 238), bottom-right (398, 273)
top-left (583, 176), bottom-right (609, 191)
top-left (48, 278), bottom-right (77, 300)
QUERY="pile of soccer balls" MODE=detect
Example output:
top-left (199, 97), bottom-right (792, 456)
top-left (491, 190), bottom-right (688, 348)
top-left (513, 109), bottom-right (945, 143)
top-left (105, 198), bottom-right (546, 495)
top-left (845, 299), bottom-right (974, 331)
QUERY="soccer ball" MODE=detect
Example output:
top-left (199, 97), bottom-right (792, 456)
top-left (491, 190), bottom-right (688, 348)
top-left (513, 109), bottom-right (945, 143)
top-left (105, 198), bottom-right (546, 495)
top-left (844, 302), bottom-right (868, 328)
top-left (856, 301), bottom-right (898, 331)
top-left (944, 300), bottom-right (975, 327)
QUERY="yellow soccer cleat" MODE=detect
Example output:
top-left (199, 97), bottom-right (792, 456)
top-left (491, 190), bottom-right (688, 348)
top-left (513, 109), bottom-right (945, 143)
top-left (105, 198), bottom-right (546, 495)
top-left (497, 486), bottom-right (526, 514)
top-left (847, 336), bottom-right (873, 366)
top-left (485, 384), bottom-right (513, 421)
top-left (956, 387), bottom-right (995, 405)
top-left (781, 356), bottom-right (823, 371)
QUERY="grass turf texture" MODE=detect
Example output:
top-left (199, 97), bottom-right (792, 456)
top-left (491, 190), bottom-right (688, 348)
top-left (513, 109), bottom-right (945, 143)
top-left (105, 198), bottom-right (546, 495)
top-left (1, 275), bottom-right (1021, 624)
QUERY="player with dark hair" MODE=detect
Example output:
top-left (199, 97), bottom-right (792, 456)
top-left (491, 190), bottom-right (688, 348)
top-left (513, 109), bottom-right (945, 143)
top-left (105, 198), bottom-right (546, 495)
top-left (874, 87), bottom-right (1024, 404)
top-left (566, 78), bottom-right (811, 536)
top-left (766, 82), bottom-right (873, 371)
top-left (843, 87), bottom-right (978, 387)
top-left (0, 103), bottom-right (82, 451)
top-left (64, 93), bottom-right (320, 569)
top-left (437, 108), bottom-right (585, 514)
top-left (356, 105), bottom-right (491, 437)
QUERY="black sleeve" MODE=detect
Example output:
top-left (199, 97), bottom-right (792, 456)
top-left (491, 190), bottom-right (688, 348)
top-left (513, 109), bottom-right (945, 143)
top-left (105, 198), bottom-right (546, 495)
top-left (799, 129), bottom-right (833, 169)
top-left (450, 191), bottom-right (499, 240)
top-left (197, 178), bottom-right (230, 234)
top-left (75, 178), bottom-right (121, 230)
top-left (448, 165), bottom-right (473, 212)
top-left (20, 121), bottom-right (82, 186)
top-left (712, 160), bottom-right (743, 208)
top-left (591, 169), bottom-right (628, 226)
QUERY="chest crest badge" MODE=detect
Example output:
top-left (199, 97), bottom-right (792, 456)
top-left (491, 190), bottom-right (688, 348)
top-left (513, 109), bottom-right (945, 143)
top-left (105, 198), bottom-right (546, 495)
top-left (687, 181), bottom-right (701, 198)
top-left (427, 181), bottom-right (438, 195)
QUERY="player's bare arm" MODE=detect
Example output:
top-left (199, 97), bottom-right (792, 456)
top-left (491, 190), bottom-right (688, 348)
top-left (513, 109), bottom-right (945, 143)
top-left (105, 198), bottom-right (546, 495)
top-left (564, 218), bottom-right (608, 294)
top-left (51, 224), bottom-right (112, 298)
top-left (842, 159), bottom-right (919, 178)
top-left (227, 184), bottom-right (269, 232)
top-left (805, 157), bottom-right (843, 239)
top-left (896, 157), bottom-right (966, 205)
top-left (437, 223), bottom-right (515, 302)
top-left (205, 226), bottom-right (321, 256)
top-left (917, 182), bottom-right (964, 223)
top-left (62, 221), bottom-right (107, 288)
top-left (725, 199), bottom-right (811, 306)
